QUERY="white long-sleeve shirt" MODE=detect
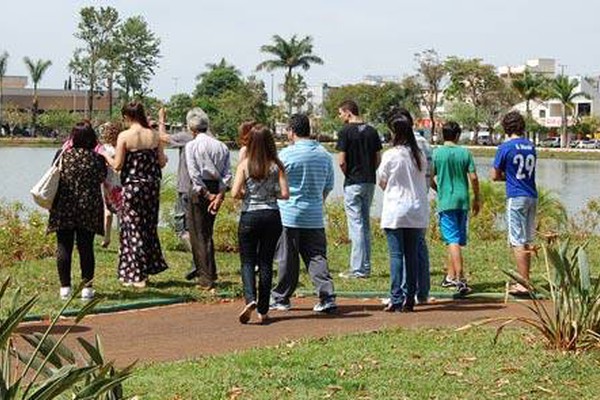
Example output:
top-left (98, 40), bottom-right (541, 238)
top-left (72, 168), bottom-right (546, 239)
top-left (185, 132), bottom-right (232, 194)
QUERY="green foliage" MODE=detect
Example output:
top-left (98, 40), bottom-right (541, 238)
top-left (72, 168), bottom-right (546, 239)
top-left (193, 58), bottom-right (242, 99)
top-left (549, 75), bottom-right (587, 147)
top-left (464, 240), bottom-right (600, 351)
top-left (511, 69), bottom-right (549, 119)
top-left (444, 101), bottom-right (479, 131)
top-left (23, 57), bottom-right (52, 130)
top-left (257, 34), bottom-right (323, 114)
top-left (38, 110), bottom-right (82, 138)
top-left (115, 16), bottom-right (161, 99)
top-left (0, 51), bottom-right (8, 128)
top-left (0, 202), bottom-right (54, 268)
top-left (572, 115), bottom-right (600, 137)
top-left (322, 80), bottom-right (422, 133)
top-left (166, 93), bottom-right (193, 127)
top-left (414, 49), bottom-right (446, 136)
top-left (1, 103), bottom-right (29, 134)
top-left (0, 278), bottom-right (136, 398)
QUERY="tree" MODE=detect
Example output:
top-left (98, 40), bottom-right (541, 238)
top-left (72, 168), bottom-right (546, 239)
top-left (194, 58), bottom-right (242, 99)
top-left (38, 110), bottom-right (81, 138)
top-left (116, 15), bottom-right (161, 100)
top-left (167, 93), bottom-right (194, 127)
top-left (23, 57), bottom-right (52, 134)
top-left (444, 57), bottom-right (504, 142)
top-left (0, 51), bottom-right (8, 131)
top-left (414, 49), bottom-right (446, 142)
top-left (572, 115), bottom-right (600, 139)
top-left (70, 6), bottom-right (120, 118)
top-left (549, 75), bottom-right (586, 147)
top-left (511, 69), bottom-right (548, 139)
top-left (2, 102), bottom-right (29, 135)
top-left (445, 102), bottom-right (479, 133)
top-left (256, 34), bottom-right (323, 115)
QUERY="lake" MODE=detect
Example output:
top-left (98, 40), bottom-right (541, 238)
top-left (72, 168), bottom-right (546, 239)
top-left (1, 147), bottom-right (599, 217)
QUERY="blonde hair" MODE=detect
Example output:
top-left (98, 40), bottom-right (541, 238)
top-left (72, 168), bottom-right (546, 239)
top-left (100, 121), bottom-right (123, 147)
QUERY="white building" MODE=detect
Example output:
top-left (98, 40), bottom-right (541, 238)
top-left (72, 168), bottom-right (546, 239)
top-left (498, 58), bottom-right (557, 78)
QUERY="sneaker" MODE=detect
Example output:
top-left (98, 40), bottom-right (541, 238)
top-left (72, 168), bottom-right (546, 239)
top-left (313, 299), bottom-right (338, 313)
top-left (456, 280), bottom-right (472, 296)
top-left (338, 271), bottom-right (369, 279)
top-left (81, 287), bottom-right (95, 301)
top-left (238, 301), bottom-right (257, 324)
top-left (441, 276), bottom-right (458, 288)
top-left (269, 301), bottom-right (291, 311)
top-left (59, 286), bottom-right (72, 300)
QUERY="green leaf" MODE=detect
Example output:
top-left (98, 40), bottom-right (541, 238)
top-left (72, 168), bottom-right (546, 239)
top-left (0, 296), bottom-right (37, 348)
top-left (577, 248), bottom-right (592, 292)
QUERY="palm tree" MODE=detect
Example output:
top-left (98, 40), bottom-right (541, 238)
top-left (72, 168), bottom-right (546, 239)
top-left (511, 69), bottom-right (547, 140)
top-left (256, 34), bottom-right (323, 114)
top-left (0, 51), bottom-right (8, 132)
top-left (549, 75), bottom-right (585, 147)
top-left (23, 57), bottom-right (52, 135)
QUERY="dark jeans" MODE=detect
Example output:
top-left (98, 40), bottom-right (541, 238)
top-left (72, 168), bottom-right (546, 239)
top-left (384, 228), bottom-right (420, 306)
top-left (56, 229), bottom-right (95, 287)
top-left (238, 209), bottom-right (282, 315)
top-left (187, 181), bottom-right (220, 287)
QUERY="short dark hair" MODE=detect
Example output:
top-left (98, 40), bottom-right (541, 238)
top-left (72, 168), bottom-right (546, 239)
top-left (71, 121), bottom-right (98, 149)
top-left (502, 111), bottom-right (526, 136)
top-left (288, 113), bottom-right (311, 137)
top-left (339, 99), bottom-right (360, 116)
top-left (442, 121), bottom-right (461, 142)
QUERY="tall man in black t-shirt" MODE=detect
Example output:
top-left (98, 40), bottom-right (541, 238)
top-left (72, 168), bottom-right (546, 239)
top-left (336, 100), bottom-right (382, 279)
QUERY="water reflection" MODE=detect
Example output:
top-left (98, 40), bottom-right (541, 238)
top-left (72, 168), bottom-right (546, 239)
top-left (1, 147), bottom-right (599, 216)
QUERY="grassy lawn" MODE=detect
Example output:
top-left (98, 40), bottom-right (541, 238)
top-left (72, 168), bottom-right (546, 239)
top-left (127, 327), bottom-right (600, 399)
top-left (3, 228), bottom-right (600, 316)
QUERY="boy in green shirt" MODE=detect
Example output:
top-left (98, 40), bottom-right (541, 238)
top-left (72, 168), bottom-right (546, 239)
top-left (432, 121), bottom-right (481, 294)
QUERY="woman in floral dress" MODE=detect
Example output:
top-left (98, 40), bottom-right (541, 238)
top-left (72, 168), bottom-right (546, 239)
top-left (102, 102), bottom-right (168, 287)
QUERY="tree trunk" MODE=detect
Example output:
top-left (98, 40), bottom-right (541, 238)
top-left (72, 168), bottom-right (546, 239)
top-left (87, 80), bottom-right (94, 119)
top-left (31, 86), bottom-right (38, 137)
top-left (108, 74), bottom-right (113, 118)
top-left (286, 67), bottom-right (293, 116)
top-left (525, 100), bottom-right (531, 141)
top-left (561, 105), bottom-right (568, 148)
top-left (429, 109), bottom-right (436, 144)
top-left (0, 78), bottom-right (3, 131)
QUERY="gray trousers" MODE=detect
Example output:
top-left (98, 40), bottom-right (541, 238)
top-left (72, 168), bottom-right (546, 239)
top-left (271, 227), bottom-right (336, 304)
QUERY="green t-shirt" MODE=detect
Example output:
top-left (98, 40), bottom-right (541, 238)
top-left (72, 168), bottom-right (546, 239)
top-left (432, 143), bottom-right (476, 212)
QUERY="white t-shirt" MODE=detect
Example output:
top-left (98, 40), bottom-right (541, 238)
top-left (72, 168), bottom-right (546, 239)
top-left (377, 146), bottom-right (430, 229)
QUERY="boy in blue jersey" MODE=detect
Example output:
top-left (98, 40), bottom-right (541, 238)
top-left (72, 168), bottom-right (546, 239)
top-left (270, 114), bottom-right (337, 313)
top-left (491, 111), bottom-right (537, 295)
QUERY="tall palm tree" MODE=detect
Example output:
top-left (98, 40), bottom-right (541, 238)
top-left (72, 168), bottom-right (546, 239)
top-left (23, 57), bottom-right (52, 134)
top-left (549, 75), bottom-right (585, 147)
top-left (511, 69), bottom-right (547, 139)
top-left (256, 34), bottom-right (323, 114)
top-left (0, 51), bottom-right (8, 132)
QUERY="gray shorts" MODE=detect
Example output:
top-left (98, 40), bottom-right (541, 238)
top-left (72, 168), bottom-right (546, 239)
top-left (507, 197), bottom-right (537, 246)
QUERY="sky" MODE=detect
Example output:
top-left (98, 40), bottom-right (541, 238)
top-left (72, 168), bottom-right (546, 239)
top-left (1, 0), bottom-right (599, 102)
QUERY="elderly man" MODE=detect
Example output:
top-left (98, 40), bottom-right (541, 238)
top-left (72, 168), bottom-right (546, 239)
top-left (184, 109), bottom-right (232, 289)
top-left (159, 108), bottom-right (202, 280)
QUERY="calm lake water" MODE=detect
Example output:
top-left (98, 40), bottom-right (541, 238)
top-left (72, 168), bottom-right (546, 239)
top-left (1, 147), bottom-right (598, 217)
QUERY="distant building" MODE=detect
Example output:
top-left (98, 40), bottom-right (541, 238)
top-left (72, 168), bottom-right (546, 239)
top-left (498, 58), bottom-right (557, 78)
top-left (1, 75), bottom-right (114, 113)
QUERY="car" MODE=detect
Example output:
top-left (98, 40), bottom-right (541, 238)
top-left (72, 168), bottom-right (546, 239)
top-left (540, 137), bottom-right (560, 148)
top-left (577, 139), bottom-right (600, 149)
top-left (476, 131), bottom-right (492, 145)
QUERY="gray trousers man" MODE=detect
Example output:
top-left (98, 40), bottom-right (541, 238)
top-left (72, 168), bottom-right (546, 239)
top-left (271, 227), bottom-right (336, 305)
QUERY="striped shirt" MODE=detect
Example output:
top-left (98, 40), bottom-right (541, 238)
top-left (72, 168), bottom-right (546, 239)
top-left (278, 140), bottom-right (334, 229)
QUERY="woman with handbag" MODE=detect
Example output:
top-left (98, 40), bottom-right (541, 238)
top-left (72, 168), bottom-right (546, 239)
top-left (47, 121), bottom-right (107, 300)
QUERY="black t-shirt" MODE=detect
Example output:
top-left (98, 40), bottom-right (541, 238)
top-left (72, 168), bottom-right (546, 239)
top-left (336, 123), bottom-right (382, 185)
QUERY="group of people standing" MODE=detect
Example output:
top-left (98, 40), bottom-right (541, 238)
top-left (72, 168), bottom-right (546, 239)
top-left (46, 97), bottom-right (538, 325)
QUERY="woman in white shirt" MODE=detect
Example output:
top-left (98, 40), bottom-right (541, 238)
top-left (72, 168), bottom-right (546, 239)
top-left (377, 114), bottom-right (429, 312)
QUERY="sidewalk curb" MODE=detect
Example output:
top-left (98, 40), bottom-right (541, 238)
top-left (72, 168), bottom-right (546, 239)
top-left (22, 290), bottom-right (536, 323)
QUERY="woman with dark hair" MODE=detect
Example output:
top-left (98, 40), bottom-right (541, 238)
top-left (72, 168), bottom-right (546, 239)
top-left (231, 125), bottom-right (289, 324)
top-left (102, 102), bottom-right (168, 287)
top-left (376, 113), bottom-right (429, 312)
top-left (48, 121), bottom-right (107, 300)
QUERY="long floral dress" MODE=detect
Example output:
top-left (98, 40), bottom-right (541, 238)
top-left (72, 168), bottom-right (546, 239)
top-left (118, 148), bottom-right (168, 283)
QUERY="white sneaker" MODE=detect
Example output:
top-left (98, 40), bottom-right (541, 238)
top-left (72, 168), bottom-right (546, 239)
top-left (59, 287), bottom-right (72, 300)
top-left (81, 287), bottom-right (95, 301)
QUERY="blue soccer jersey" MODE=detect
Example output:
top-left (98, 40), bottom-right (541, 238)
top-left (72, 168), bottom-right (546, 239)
top-left (493, 137), bottom-right (537, 198)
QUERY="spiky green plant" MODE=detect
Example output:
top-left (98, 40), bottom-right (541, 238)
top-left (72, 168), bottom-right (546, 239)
top-left (0, 278), bottom-right (136, 398)
top-left (460, 240), bottom-right (600, 351)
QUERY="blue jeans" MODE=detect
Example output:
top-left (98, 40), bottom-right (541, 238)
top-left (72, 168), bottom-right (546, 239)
top-left (401, 229), bottom-right (430, 301)
top-left (343, 183), bottom-right (375, 276)
top-left (385, 228), bottom-right (420, 306)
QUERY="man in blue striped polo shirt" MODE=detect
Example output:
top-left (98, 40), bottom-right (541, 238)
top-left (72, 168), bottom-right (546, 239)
top-left (271, 114), bottom-right (338, 313)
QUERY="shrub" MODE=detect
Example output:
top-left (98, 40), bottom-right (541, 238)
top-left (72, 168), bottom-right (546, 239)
top-left (0, 202), bottom-right (54, 268)
top-left (461, 240), bottom-right (600, 351)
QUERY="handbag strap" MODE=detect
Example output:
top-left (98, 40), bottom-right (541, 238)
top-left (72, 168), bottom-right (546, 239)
top-left (53, 148), bottom-right (67, 170)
